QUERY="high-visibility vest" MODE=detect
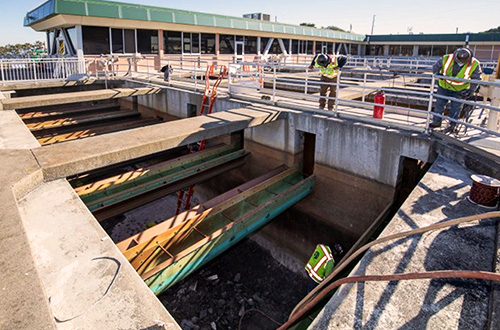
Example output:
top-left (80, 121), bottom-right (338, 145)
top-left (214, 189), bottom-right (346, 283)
top-left (314, 56), bottom-right (339, 79)
top-left (305, 244), bottom-right (335, 283)
top-left (438, 54), bottom-right (480, 92)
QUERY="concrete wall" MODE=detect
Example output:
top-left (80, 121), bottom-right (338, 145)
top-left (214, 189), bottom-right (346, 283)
top-left (123, 81), bottom-right (250, 118)
top-left (235, 111), bottom-right (434, 276)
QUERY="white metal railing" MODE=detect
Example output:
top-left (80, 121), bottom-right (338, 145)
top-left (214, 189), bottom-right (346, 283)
top-left (0, 57), bottom-right (83, 84)
top-left (8, 54), bottom-right (496, 143)
top-left (226, 62), bottom-right (500, 139)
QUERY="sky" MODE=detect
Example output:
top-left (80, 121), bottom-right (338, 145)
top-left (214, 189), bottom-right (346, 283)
top-left (1, 0), bottom-right (499, 45)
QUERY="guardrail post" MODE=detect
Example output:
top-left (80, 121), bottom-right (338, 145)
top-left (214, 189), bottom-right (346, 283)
top-left (32, 58), bottom-right (38, 83)
top-left (305, 66), bottom-right (309, 95)
top-left (425, 74), bottom-right (436, 134)
top-left (272, 66), bottom-right (276, 102)
top-left (194, 61), bottom-right (198, 92)
top-left (333, 72), bottom-right (341, 116)
top-left (487, 82), bottom-right (500, 131)
top-left (168, 60), bottom-right (171, 85)
top-left (0, 59), bottom-right (4, 84)
top-left (362, 72), bottom-right (367, 102)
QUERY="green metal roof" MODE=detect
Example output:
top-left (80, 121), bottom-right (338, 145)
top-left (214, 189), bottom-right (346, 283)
top-left (24, 0), bottom-right (365, 42)
top-left (366, 33), bottom-right (500, 43)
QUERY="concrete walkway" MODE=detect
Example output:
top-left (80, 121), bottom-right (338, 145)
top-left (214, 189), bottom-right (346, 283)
top-left (311, 156), bottom-right (498, 329)
top-left (0, 87), bottom-right (161, 110)
top-left (0, 102), bottom-right (281, 329)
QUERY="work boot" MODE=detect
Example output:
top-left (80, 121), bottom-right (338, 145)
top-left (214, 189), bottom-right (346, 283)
top-left (429, 122), bottom-right (441, 128)
top-left (443, 124), bottom-right (457, 135)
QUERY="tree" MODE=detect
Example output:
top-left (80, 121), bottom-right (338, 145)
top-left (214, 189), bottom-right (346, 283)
top-left (482, 26), bottom-right (500, 33)
top-left (300, 23), bottom-right (316, 27)
top-left (323, 25), bottom-right (346, 32)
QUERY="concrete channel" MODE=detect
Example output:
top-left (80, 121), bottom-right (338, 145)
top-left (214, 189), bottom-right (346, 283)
top-left (1, 78), bottom-right (500, 330)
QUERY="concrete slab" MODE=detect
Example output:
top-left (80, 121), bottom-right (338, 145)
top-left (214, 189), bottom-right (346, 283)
top-left (0, 111), bottom-right (40, 149)
top-left (0, 87), bottom-right (161, 110)
top-left (0, 150), bottom-right (54, 330)
top-left (18, 179), bottom-right (179, 330)
top-left (310, 156), bottom-right (497, 329)
top-left (0, 79), bottom-right (99, 92)
top-left (32, 106), bottom-right (283, 179)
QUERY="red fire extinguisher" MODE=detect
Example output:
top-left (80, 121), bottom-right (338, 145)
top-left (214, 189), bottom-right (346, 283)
top-left (373, 91), bottom-right (385, 119)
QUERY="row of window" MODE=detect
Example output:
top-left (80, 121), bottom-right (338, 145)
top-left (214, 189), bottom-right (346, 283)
top-left (367, 44), bottom-right (499, 59)
top-left (81, 26), bottom-right (360, 56)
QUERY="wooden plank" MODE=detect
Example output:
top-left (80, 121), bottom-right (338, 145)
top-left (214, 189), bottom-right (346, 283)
top-left (26, 110), bottom-right (139, 131)
top-left (36, 118), bottom-right (160, 145)
top-left (19, 103), bottom-right (120, 121)
top-left (121, 167), bottom-right (297, 259)
top-left (116, 165), bottom-right (288, 252)
top-left (139, 175), bottom-right (315, 282)
top-left (84, 150), bottom-right (248, 210)
top-left (75, 142), bottom-right (238, 197)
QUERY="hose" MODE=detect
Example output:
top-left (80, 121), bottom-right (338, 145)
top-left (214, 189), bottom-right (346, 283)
top-left (283, 211), bottom-right (500, 329)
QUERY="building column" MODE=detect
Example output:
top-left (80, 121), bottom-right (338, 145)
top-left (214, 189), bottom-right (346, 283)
top-left (156, 29), bottom-right (164, 70)
top-left (75, 25), bottom-right (84, 73)
top-left (413, 45), bottom-right (419, 57)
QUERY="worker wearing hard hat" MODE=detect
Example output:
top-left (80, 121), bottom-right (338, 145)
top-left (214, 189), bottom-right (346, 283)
top-left (309, 54), bottom-right (348, 111)
top-left (305, 243), bottom-right (343, 291)
top-left (430, 47), bottom-right (482, 133)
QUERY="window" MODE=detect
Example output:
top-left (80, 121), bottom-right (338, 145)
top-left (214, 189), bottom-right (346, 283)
top-left (400, 45), bottom-right (413, 56)
top-left (111, 29), bottom-right (123, 53)
top-left (82, 26), bottom-right (110, 55)
top-left (65, 27), bottom-right (77, 53)
top-left (350, 44), bottom-right (358, 55)
top-left (201, 33), bottom-right (216, 54)
top-left (418, 45), bottom-right (432, 56)
top-left (315, 41), bottom-right (322, 54)
top-left (307, 41), bottom-right (314, 54)
top-left (137, 29), bottom-right (158, 54)
top-left (219, 34), bottom-right (235, 54)
top-left (261, 37), bottom-right (269, 54)
top-left (124, 29), bottom-right (136, 53)
top-left (367, 45), bottom-right (384, 56)
top-left (269, 39), bottom-right (281, 54)
top-left (245, 37), bottom-right (258, 54)
top-left (432, 45), bottom-right (447, 57)
top-left (389, 45), bottom-right (400, 56)
top-left (182, 33), bottom-right (200, 54)
top-left (164, 31), bottom-right (181, 54)
top-left (282, 39), bottom-right (290, 54)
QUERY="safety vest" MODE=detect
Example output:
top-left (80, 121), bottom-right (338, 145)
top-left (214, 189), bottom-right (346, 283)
top-left (305, 244), bottom-right (335, 283)
top-left (438, 54), bottom-right (480, 92)
top-left (314, 56), bottom-right (339, 79)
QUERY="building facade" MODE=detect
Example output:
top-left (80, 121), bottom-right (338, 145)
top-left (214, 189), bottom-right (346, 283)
top-left (24, 0), bottom-right (500, 64)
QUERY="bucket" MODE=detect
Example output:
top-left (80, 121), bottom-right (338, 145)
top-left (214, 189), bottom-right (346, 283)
top-left (468, 174), bottom-right (500, 208)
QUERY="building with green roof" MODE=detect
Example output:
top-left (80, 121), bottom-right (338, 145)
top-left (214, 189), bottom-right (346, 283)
top-left (24, 0), bottom-right (499, 62)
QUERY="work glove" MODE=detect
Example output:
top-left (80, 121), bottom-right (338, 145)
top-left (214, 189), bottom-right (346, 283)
top-left (336, 55), bottom-right (348, 69)
top-left (460, 89), bottom-right (472, 99)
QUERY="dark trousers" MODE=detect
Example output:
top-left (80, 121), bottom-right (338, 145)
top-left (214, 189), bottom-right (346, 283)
top-left (319, 75), bottom-right (337, 110)
top-left (432, 86), bottom-right (462, 127)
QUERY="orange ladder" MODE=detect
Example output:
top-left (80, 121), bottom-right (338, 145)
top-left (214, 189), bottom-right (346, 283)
top-left (175, 65), bottom-right (228, 214)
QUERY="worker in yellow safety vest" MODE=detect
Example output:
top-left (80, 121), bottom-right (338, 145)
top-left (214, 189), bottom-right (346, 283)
top-left (430, 47), bottom-right (482, 133)
top-left (305, 243), bottom-right (343, 291)
top-left (308, 54), bottom-right (348, 111)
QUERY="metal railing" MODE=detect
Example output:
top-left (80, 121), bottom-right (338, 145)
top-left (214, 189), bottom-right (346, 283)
top-left (226, 62), bottom-right (500, 139)
top-left (0, 57), bottom-right (83, 84)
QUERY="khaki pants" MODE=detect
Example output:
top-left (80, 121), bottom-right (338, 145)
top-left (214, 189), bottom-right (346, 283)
top-left (319, 75), bottom-right (337, 110)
